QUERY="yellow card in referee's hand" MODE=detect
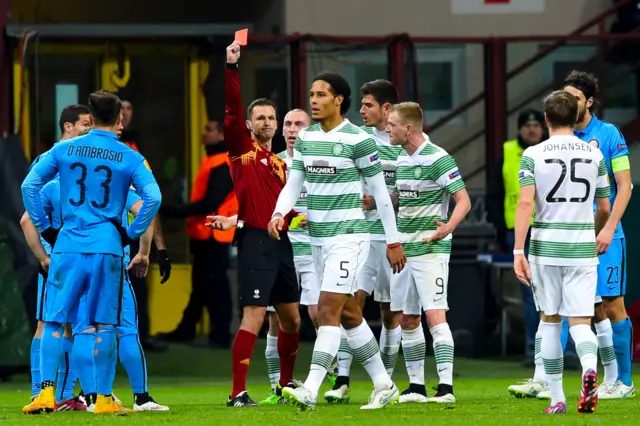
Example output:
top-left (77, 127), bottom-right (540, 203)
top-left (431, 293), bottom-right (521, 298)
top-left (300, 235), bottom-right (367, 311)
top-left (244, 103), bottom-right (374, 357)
top-left (289, 215), bottom-right (306, 229)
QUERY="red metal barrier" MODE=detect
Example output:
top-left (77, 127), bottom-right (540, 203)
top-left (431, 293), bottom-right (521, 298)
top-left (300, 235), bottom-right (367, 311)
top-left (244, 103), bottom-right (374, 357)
top-left (4, 0), bottom-right (636, 183)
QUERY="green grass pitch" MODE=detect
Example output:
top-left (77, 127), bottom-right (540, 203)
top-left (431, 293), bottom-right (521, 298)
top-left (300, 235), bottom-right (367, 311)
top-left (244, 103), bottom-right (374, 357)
top-left (1, 340), bottom-right (638, 425)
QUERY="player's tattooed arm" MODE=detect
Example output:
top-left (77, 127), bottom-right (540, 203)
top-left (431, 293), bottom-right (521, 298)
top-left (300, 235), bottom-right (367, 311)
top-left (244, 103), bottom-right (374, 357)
top-left (595, 196), bottom-right (612, 254)
top-left (152, 217), bottom-right (166, 250)
top-left (127, 200), bottom-right (152, 278)
top-left (129, 200), bottom-right (153, 256)
top-left (139, 225), bottom-right (154, 256)
top-left (606, 164), bottom-right (631, 236)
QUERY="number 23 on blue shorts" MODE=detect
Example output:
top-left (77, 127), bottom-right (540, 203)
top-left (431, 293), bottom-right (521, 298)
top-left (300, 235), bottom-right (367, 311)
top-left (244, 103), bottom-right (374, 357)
top-left (597, 238), bottom-right (626, 297)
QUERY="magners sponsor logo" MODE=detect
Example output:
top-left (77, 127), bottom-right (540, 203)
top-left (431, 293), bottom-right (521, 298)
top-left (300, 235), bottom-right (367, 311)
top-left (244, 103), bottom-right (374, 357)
top-left (399, 190), bottom-right (419, 198)
top-left (306, 160), bottom-right (336, 175)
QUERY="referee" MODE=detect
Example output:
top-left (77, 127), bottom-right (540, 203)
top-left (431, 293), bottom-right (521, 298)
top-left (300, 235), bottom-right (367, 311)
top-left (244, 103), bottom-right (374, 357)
top-left (224, 40), bottom-right (301, 407)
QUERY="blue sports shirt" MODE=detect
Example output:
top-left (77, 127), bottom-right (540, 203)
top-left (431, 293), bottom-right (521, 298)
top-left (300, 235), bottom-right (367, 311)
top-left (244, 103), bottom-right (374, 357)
top-left (40, 182), bottom-right (141, 264)
top-left (22, 129), bottom-right (162, 256)
top-left (574, 114), bottom-right (629, 240)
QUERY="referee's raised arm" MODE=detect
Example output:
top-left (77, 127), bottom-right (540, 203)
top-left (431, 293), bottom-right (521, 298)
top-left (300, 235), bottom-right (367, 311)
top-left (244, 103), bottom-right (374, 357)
top-left (224, 42), bottom-right (252, 158)
top-left (222, 41), bottom-right (301, 408)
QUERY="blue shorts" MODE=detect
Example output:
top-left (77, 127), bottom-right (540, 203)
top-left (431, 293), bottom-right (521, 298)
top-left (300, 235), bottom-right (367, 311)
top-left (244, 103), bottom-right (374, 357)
top-left (597, 238), bottom-right (627, 297)
top-left (36, 273), bottom-right (46, 322)
top-left (44, 253), bottom-right (125, 329)
top-left (116, 268), bottom-right (139, 336)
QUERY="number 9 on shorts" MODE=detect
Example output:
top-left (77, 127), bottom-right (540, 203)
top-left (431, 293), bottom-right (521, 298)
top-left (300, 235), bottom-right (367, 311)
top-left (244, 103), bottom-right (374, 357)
top-left (392, 260), bottom-right (449, 315)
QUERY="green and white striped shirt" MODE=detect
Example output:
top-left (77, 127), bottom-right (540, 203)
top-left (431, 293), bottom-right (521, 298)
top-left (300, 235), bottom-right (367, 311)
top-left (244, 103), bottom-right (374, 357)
top-left (277, 150), bottom-right (312, 257)
top-left (396, 139), bottom-right (465, 260)
top-left (519, 135), bottom-right (611, 266)
top-left (291, 119), bottom-right (384, 245)
top-left (361, 126), bottom-right (402, 241)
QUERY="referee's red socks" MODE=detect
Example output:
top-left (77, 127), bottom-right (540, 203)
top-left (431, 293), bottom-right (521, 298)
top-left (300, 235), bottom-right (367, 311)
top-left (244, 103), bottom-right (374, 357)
top-left (231, 329), bottom-right (257, 398)
top-left (278, 328), bottom-right (299, 386)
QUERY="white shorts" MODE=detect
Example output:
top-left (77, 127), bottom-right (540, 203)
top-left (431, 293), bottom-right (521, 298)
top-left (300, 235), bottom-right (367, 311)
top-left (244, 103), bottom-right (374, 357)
top-left (390, 259), bottom-right (449, 316)
top-left (357, 240), bottom-right (392, 302)
top-left (312, 241), bottom-right (370, 295)
top-left (296, 255), bottom-right (320, 306)
top-left (530, 263), bottom-right (597, 317)
top-left (266, 255), bottom-right (319, 312)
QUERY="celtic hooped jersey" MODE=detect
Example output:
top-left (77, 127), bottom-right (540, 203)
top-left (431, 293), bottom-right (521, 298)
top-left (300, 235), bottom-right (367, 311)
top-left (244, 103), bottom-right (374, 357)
top-left (519, 135), bottom-right (611, 266)
top-left (292, 119), bottom-right (383, 245)
top-left (360, 126), bottom-right (402, 241)
top-left (395, 139), bottom-right (465, 260)
top-left (277, 150), bottom-right (312, 257)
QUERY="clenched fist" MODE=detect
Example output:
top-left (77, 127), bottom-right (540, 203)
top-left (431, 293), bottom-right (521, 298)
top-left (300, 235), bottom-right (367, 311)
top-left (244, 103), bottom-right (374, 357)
top-left (227, 42), bottom-right (241, 64)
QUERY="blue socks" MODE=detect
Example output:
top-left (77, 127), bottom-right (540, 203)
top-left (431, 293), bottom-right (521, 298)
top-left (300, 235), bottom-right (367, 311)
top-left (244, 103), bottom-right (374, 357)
top-left (119, 334), bottom-right (148, 394)
top-left (30, 337), bottom-right (41, 397)
top-left (40, 323), bottom-right (64, 385)
top-left (72, 332), bottom-right (97, 395)
top-left (56, 337), bottom-right (78, 401)
top-left (95, 326), bottom-right (117, 396)
top-left (612, 317), bottom-right (634, 386)
top-left (560, 318), bottom-right (569, 351)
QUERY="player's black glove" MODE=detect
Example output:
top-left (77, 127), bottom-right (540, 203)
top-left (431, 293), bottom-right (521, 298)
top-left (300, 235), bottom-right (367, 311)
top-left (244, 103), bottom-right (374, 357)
top-left (41, 227), bottom-right (59, 247)
top-left (110, 220), bottom-right (135, 247)
top-left (157, 249), bottom-right (172, 284)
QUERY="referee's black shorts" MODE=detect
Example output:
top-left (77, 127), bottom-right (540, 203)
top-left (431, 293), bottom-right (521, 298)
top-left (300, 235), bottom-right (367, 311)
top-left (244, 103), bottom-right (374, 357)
top-left (237, 229), bottom-right (299, 308)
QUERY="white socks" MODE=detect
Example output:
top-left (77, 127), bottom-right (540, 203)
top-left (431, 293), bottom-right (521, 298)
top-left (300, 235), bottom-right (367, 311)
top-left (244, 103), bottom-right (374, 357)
top-left (595, 319), bottom-right (617, 384)
top-left (570, 324), bottom-right (598, 376)
top-left (431, 323), bottom-right (454, 386)
top-left (336, 327), bottom-right (352, 377)
top-left (305, 326), bottom-right (341, 397)
top-left (533, 329), bottom-right (545, 383)
top-left (380, 325), bottom-right (401, 376)
top-left (540, 321), bottom-right (565, 404)
top-left (347, 320), bottom-right (392, 390)
top-left (401, 327), bottom-right (426, 385)
top-left (265, 334), bottom-right (279, 391)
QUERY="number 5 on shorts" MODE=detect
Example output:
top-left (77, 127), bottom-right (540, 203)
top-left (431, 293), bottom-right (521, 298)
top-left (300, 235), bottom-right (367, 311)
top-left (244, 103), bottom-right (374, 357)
top-left (340, 261), bottom-right (349, 279)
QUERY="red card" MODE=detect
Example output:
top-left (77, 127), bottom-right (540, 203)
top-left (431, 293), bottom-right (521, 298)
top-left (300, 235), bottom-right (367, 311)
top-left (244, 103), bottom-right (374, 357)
top-left (235, 28), bottom-right (248, 46)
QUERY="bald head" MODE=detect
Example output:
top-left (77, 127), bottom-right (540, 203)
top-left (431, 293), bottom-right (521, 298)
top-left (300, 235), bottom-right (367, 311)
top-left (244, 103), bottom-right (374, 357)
top-left (283, 109), bottom-right (311, 150)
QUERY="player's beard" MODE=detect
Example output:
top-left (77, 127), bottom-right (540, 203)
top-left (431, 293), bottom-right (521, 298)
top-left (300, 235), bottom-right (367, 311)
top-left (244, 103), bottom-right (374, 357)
top-left (254, 128), bottom-right (274, 142)
top-left (577, 105), bottom-right (587, 123)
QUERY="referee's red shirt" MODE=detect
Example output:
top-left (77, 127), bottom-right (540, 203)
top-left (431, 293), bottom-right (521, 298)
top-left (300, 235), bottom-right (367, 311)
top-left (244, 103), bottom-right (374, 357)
top-left (224, 66), bottom-right (289, 232)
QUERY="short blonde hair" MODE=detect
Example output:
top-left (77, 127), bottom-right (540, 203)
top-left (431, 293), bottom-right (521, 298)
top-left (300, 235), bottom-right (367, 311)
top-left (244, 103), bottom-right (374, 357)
top-left (390, 102), bottom-right (423, 130)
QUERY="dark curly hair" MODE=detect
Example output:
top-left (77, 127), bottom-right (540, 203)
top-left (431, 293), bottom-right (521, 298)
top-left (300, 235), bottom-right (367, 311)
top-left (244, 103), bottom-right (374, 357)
top-left (563, 70), bottom-right (599, 111)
